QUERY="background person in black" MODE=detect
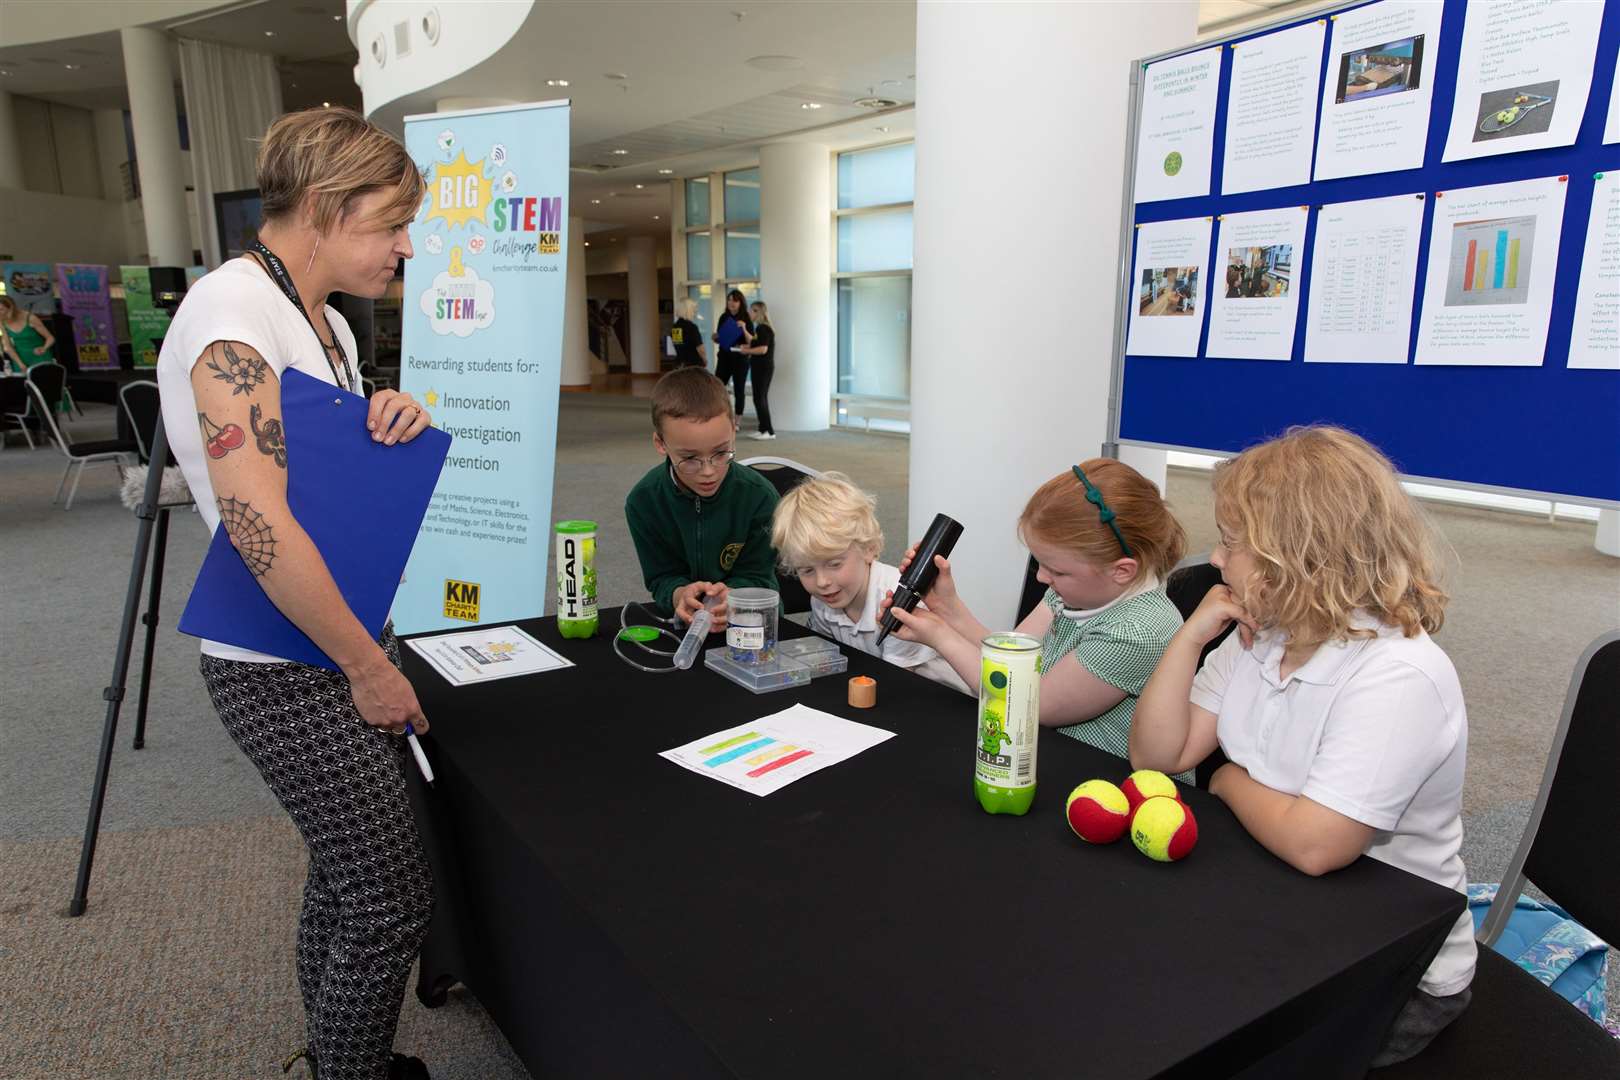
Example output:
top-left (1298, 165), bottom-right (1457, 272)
top-left (740, 300), bottom-right (777, 439)
top-left (670, 298), bottom-right (706, 368)
top-left (712, 288), bottom-right (752, 413)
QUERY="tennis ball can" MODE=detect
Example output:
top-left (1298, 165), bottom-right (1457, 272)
top-left (975, 632), bottom-right (1041, 815)
top-left (555, 520), bottom-right (598, 639)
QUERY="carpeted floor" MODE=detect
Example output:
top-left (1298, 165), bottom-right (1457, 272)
top-left (1, 397), bottom-right (1615, 1076)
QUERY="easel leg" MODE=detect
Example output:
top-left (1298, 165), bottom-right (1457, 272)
top-left (132, 509), bottom-right (170, 751)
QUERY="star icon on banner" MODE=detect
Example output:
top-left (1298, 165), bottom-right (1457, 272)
top-left (424, 389), bottom-right (439, 407)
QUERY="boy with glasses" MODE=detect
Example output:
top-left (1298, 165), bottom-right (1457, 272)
top-left (625, 368), bottom-right (781, 631)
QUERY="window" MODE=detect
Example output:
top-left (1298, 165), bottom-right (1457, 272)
top-left (685, 178), bottom-right (710, 228)
top-left (724, 167), bottom-right (760, 223)
top-left (833, 142), bottom-right (914, 430)
top-left (725, 229), bottom-right (760, 280)
top-left (686, 284), bottom-right (713, 336)
top-left (837, 276), bottom-right (911, 399)
top-left (837, 143), bottom-right (914, 209)
top-left (685, 232), bottom-right (712, 280)
top-left (836, 210), bottom-right (913, 273)
top-left (678, 169), bottom-right (763, 344)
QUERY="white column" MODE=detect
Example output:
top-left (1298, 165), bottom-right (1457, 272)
top-left (759, 140), bottom-right (831, 432)
top-left (561, 213), bottom-right (590, 387)
top-left (909, 1), bottom-right (1199, 627)
top-left (0, 90), bottom-right (24, 190)
top-left (120, 26), bottom-right (192, 267)
top-left (627, 234), bottom-right (660, 375)
top-left (93, 108), bottom-right (128, 203)
top-left (1596, 509), bottom-right (1620, 558)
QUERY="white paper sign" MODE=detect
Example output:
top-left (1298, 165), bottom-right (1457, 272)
top-left (1222, 21), bottom-right (1327, 195)
top-left (1206, 207), bottom-right (1310, 361)
top-left (405, 624), bottom-right (573, 686)
top-left (1415, 175), bottom-right (1569, 367)
top-left (660, 705), bottom-right (896, 797)
top-left (1314, 1), bottom-right (1445, 182)
top-left (1304, 194), bottom-right (1425, 364)
top-left (1134, 47), bottom-right (1224, 204)
top-left (1569, 174), bottom-right (1620, 371)
top-left (1125, 217), bottom-right (1213, 357)
top-left (1605, 45), bottom-right (1620, 144)
top-left (1442, 1), bottom-right (1604, 163)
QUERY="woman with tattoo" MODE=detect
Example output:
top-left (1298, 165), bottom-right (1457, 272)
top-left (156, 108), bottom-right (435, 1080)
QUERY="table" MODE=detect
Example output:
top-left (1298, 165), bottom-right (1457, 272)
top-left (402, 612), bottom-right (1465, 1079)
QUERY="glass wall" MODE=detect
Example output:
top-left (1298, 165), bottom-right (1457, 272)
top-left (679, 168), bottom-right (763, 372)
top-left (833, 142), bottom-right (914, 429)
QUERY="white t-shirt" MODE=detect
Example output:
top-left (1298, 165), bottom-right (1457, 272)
top-left (157, 257), bottom-right (360, 664)
top-left (1190, 613), bottom-right (1476, 997)
top-left (809, 560), bottom-right (972, 695)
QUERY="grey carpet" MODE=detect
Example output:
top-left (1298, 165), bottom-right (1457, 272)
top-left (2, 398), bottom-right (1615, 1074)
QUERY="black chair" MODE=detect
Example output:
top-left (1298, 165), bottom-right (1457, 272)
top-left (117, 380), bottom-right (170, 466)
top-left (1375, 631), bottom-right (1620, 1078)
top-left (0, 375), bottom-right (34, 448)
top-left (1164, 558), bottom-right (1238, 788)
top-left (25, 379), bottom-right (138, 509)
top-left (739, 456), bottom-right (821, 616)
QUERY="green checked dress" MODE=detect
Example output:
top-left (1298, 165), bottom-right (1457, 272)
top-left (1038, 583), bottom-right (1191, 784)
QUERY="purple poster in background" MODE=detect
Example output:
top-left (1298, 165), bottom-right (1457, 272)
top-left (55, 264), bottom-right (118, 370)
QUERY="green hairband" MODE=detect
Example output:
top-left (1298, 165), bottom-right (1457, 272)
top-left (1072, 465), bottom-right (1133, 557)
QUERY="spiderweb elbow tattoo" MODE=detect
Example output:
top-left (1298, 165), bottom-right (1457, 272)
top-left (217, 496), bottom-right (278, 577)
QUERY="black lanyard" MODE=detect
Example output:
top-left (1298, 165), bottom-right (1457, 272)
top-left (249, 238), bottom-right (355, 392)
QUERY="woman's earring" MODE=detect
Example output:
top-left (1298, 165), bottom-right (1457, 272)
top-left (305, 236), bottom-right (320, 275)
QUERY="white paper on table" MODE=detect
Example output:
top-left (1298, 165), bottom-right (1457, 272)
top-left (1125, 217), bottom-right (1213, 357)
top-left (1605, 45), bottom-right (1620, 144)
top-left (1304, 193), bottom-right (1426, 364)
top-left (1314, 1), bottom-right (1445, 182)
top-left (1133, 47), bottom-right (1223, 204)
top-left (1441, 1), bottom-right (1603, 163)
top-left (1206, 206), bottom-right (1310, 361)
top-left (405, 624), bottom-right (574, 686)
top-left (660, 704), bottom-right (896, 797)
top-left (1569, 174), bottom-right (1620, 371)
top-left (1222, 20), bottom-right (1327, 195)
top-left (1415, 175), bottom-right (1569, 367)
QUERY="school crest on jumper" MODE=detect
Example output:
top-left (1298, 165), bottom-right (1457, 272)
top-left (720, 543), bottom-right (744, 571)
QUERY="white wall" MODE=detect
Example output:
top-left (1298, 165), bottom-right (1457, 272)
top-left (0, 190), bottom-right (133, 267)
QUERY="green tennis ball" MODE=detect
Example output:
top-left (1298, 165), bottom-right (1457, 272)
top-left (1131, 796), bottom-right (1199, 862)
top-left (1121, 769), bottom-right (1180, 812)
top-left (1066, 780), bottom-right (1130, 844)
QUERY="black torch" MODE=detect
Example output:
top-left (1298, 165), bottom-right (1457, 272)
top-left (874, 513), bottom-right (964, 648)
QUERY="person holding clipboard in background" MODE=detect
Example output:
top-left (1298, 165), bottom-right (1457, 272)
top-left (156, 108), bottom-right (437, 1080)
top-left (712, 287), bottom-right (753, 416)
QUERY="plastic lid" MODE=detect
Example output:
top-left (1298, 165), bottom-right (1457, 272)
top-left (618, 626), bottom-right (661, 642)
top-left (555, 520), bottom-right (597, 533)
top-left (728, 588), bottom-right (779, 609)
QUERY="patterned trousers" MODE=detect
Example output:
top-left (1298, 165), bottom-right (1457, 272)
top-left (201, 630), bottom-right (434, 1080)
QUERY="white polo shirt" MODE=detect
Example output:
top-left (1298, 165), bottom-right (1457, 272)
top-left (809, 560), bottom-right (972, 695)
top-left (1191, 613), bottom-right (1476, 997)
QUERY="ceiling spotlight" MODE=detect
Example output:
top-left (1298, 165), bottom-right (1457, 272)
top-left (657, 168), bottom-right (673, 175)
top-left (634, 183), bottom-right (644, 189)
top-left (584, 241), bottom-right (591, 247)
top-left (64, 63), bottom-right (80, 70)
top-left (546, 79), bottom-right (569, 87)
top-left (653, 215), bottom-right (661, 220)
top-left (333, 14), bottom-right (343, 20)
top-left (591, 198), bottom-right (601, 204)
top-left (800, 102), bottom-right (823, 110)
top-left (875, 125), bottom-right (890, 133)
top-left (264, 30), bottom-right (276, 37)
top-left (322, 101), bottom-right (331, 107)
top-left (611, 149), bottom-right (629, 156)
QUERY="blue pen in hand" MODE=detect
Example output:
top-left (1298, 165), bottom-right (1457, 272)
top-left (405, 723), bottom-right (435, 785)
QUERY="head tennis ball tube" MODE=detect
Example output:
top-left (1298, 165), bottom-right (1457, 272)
top-left (874, 513), bottom-right (964, 648)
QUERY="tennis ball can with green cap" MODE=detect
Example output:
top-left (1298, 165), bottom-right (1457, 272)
top-left (975, 633), bottom-right (1041, 815)
top-left (555, 520), bottom-right (598, 639)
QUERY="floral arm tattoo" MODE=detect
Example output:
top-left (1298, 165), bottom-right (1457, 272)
top-left (249, 404), bottom-right (287, 468)
top-left (205, 342), bottom-right (268, 396)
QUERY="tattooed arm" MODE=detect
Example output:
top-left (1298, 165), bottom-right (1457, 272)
top-left (191, 340), bottom-right (427, 734)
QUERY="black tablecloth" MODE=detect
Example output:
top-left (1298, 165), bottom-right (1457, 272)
top-left (402, 612), bottom-right (1464, 1079)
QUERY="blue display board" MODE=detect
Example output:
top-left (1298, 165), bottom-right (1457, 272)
top-left (1117, 0), bottom-right (1619, 505)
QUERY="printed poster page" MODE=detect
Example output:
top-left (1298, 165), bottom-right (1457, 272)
top-left (1206, 207), bottom-right (1309, 361)
top-left (1222, 20), bottom-right (1327, 195)
top-left (1314, 0), bottom-right (1444, 182)
top-left (1415, 175), bottom-right (1569, 367)
top-left (1569, 172), bottom-right (1620, 371)
top-left (1133, 47), bottom-right (1223, 204)
top-left (660, 704), bottom-right (896, 798)
top-left (1125, 217), bottom-right (1212, 357)
top-left (1442, 0), bottom-right (1604, 163)
top-left (1304, 193), bottom-right (1425, 364)
top-left (405, 624), bottom-right (573, 686)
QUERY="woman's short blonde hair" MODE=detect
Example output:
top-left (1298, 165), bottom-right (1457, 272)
top-left (676, 297), bottom-right (698, 321)
top-left (257, 107), bottom-right (424, 235)
top-left (771, 472), bottom-right (883, 568)
top-left (1213, 425), bottom-right (1449, 646)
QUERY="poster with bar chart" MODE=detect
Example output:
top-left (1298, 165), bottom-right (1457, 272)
top-left (1443, 215), bottom-right (1536, 307)
top-left (661, 704), bottom-right (895, 797)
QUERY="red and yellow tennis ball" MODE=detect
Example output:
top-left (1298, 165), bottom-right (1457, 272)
top-left (1130, 795), bottom-right (1199, 862)
top-left (1065, 780), bottom-right (1131, 844)
top-left (1121, 769), bottom-right (1180, 812)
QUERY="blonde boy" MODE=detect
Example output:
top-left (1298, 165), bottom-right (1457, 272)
top-left (772, 473), bottom-right (969, 694)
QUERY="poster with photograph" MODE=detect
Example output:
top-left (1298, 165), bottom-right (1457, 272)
top-left (1, 263), bottom-right (55, 315)
top-left (1222, 20), bottom-right (1326, 195)
top-left (1568, 173), bottom-right (1619, 371)
top-left (1441, 1), bottom-right (1603, 163)
top-left (1125, 217), bottom-right (1212, 357)
top-left (1206, 207), bottom-right (1309, 361)
top-left (1133, 48), bottom-right (1223, 204)
top-left (1415, 176), bottom-right (1568, 367)
top-left (1313, 1), bottom-right (1444, 182)
top-left (1304, 194), bottom-right (1425, 364)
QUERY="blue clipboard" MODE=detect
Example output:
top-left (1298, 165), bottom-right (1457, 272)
top-left (178, 367), bottom-right (451, 669)
top-left (716, 318), bottom-right (744, 349)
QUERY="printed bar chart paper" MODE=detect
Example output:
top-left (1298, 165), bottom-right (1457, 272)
top-left (1314, 1), bottom-right (1444, 182)
top-left (1206, 206), bottom-right (1309, 361)
top-left (661, 704), bottom-right (895, 797)
top-left (1125, 217), bottom-right (1213, 357)
top-left (1569, 173), bottom-right (1620, 371)
top-left (1304, 193), bottom-right (1425, 364)
top-left (1222, 20), bottom-right (1327, 195)
top-left (1415, 176), bottom-right (1568, 367)
top-left (1133, 47), bottom-right (1223, 204)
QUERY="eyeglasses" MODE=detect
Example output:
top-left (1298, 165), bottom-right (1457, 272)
top-left (673, 448), bottom-right (735, 475)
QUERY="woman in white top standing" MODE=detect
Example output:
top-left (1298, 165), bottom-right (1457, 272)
top-left (157, 108), bottom-right (436, 1080)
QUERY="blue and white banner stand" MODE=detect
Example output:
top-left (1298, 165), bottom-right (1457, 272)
top-left (395, 99), bottom-right (570, 633)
